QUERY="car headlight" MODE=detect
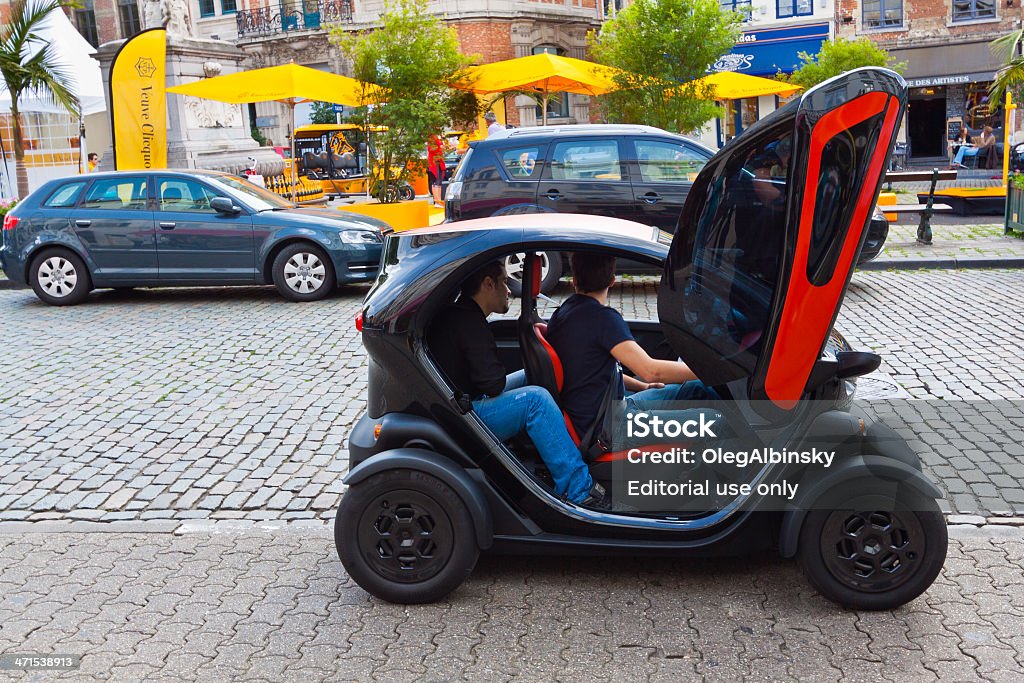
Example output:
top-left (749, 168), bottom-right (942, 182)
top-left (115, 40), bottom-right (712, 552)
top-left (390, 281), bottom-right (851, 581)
top-left (341, 230), bottom-right (380, 244)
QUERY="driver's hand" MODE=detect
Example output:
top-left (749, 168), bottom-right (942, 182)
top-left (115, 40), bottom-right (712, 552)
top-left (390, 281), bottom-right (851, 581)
top-left (646, 382), bottom-right (666, 390)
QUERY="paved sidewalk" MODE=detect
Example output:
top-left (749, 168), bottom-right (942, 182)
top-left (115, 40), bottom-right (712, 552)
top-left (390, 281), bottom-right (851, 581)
top-left (0, 524), bottom-right (1021, 682)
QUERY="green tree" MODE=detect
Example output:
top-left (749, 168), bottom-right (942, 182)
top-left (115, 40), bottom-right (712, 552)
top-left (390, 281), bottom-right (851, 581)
top-left (588, 0), bottom-right (741, 133)
top-left (330, 0), bottom-right (476, 203)
top-left (309, 100), bottom-right (337, 125)
top-left (989, 30), bottom-right (1024, 104)
top-left (0, 0), bottom-right (79, 198)
top-left (787, 37), bottom-right (905, 89)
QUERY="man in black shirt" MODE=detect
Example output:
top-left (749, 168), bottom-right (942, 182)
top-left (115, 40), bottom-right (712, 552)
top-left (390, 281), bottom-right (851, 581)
top-left (547, 252), bottom-right (717, 440)
top-left (428, 261), bottom-right (607, 508)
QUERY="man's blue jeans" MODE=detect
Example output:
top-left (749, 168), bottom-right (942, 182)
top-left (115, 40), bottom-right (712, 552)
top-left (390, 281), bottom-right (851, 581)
top-left (473, 370), bottom-right (593, 503)
top-left (625, 379), bottom-right (718, 411)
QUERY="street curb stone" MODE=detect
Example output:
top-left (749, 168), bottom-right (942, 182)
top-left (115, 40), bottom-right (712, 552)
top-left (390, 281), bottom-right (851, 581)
top-left (0, 517), bottom-right (1018, 536)
top-left (861, 256), bottom-right (1024, 270)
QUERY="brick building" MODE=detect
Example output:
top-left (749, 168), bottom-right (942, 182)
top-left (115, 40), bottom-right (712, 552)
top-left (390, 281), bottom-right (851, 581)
top-left (835, 0), bottom-right (1021, 160)
top-left (226, 0), bottom-right (605, 144)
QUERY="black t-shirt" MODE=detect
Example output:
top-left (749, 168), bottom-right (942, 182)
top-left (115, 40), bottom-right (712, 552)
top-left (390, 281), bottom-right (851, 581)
top-left (546, 294), bottom-right (632, 435)
top-left (427, 298), bottom-right (506, 398)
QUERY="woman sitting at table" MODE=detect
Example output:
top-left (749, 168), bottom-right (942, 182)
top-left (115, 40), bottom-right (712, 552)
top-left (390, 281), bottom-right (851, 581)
top-left (951, 129), bottom-right (980, 168)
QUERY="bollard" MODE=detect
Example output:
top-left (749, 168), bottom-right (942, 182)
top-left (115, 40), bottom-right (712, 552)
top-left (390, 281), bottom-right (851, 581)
top-left (915, 168), bottom-right (939, 245)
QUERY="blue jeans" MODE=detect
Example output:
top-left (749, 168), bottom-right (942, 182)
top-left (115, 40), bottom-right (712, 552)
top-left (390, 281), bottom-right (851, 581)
top-left (473, 370), bottom-right (593, 503)
top-left (625, 380), bottom-right (719, 411)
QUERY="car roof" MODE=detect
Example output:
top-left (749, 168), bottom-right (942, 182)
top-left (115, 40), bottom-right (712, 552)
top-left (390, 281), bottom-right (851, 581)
top-left (398, 213), bottom-right (662, 243)
top-left (62, 169), bottom-right (233, 181)
top-left (486, 124), bottom-right (684, 141)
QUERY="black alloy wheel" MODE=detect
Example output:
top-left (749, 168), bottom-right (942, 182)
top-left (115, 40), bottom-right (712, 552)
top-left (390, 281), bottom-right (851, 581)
top-left (797, 492), bottom-right (947, 610)
top-left (335, 469), bottom-right (479, 603)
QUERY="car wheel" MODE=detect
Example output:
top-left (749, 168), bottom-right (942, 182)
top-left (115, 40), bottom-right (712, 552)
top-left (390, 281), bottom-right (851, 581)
top-left (335, 469), bottom-right (479, 604)
top-left (504, 251), bottom-right (563, 295)
top-left (29, 248), bottom-right (91, 306)
top-left (796, 491), bottom-right (947, 610)
top-left (272, 243), bottom-right (336, 302)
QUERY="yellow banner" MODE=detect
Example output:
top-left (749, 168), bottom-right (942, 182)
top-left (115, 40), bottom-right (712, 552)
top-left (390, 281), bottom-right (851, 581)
top-left (110, 29), bottom-right (167, 170)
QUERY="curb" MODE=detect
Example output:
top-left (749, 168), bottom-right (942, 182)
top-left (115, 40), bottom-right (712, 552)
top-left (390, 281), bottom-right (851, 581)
top-left (2, 255), bottom-right (1023, 291)
top-left (861, 256), bottom-right (1024, 270)
top-left (0, 516), bottom-right (1020, 535)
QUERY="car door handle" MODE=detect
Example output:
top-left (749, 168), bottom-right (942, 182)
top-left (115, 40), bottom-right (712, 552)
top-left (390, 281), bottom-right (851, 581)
top-left (159, 222), bottom-right (176, 230)
top-left (543, 190), bottom-right (563, 201)
top-left (641, 192), bottom-right (661, 204)
top-left (74, 219), bottom-right (91, 227)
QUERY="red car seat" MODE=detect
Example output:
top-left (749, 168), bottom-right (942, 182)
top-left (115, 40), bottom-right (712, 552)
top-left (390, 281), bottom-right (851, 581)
top-left (516, 254), bottom-right (582, 444)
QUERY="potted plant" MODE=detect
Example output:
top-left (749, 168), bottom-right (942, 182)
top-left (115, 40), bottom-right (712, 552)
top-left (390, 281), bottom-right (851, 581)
top-left (330, 0), bottom-right (478, 228)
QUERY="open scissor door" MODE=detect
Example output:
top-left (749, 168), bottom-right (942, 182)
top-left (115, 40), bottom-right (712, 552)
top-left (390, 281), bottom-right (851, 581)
top-left (659, 68), bottom-right (906, 407)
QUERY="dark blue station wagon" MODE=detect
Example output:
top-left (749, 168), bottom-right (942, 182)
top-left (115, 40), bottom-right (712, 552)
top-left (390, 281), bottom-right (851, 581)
top-left (0, 170), bottom-right (386, 305)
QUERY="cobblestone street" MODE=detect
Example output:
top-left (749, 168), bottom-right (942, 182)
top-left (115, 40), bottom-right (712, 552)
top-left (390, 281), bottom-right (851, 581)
top-left (0, 525), bottom-right (1021, 682)
top-left (1, 268), bottom-right (1023, 680)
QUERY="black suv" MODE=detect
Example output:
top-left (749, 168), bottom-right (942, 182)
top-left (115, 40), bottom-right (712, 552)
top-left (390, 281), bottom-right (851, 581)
top-left (446, 124), bottom-right (711, 233)
top-left (446, 124), bottom-right (887, 290)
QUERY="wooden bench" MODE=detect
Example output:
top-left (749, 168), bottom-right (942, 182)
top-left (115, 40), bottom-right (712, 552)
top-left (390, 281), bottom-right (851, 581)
top-left (884, 169), bottom-right (957, 190)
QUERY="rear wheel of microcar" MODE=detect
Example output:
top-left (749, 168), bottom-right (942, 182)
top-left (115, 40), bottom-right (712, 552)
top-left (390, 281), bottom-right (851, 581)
top-left (335, 469), bottom-right (479, 603)
top-left (29, 248), bottom-right (92, 306)
top-left (272, 242), bottom-right (336, 302)
top-left (797, 492), bottom-right (947, 610)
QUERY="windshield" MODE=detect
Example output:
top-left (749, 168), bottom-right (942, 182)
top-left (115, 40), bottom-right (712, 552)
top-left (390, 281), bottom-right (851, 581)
top-left (199, 173), bottom-right (294, 211)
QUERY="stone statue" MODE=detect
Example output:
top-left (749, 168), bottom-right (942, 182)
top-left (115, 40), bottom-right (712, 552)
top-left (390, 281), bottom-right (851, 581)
top-left (143, 0), bottom-right (195, 38)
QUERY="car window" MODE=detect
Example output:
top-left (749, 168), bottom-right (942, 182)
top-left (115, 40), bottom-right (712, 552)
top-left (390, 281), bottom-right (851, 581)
top-left (43, 181), bottom-right (87, 208)
top-left (157, 178), bottom-right (219, 213)
top-left (499, 146), bottom-right (541, 179)
top-left (83, 177), bottom-right (148, 210)
top-left (549, 140), bottom-right (621, 181)
top-left (635, 140), bottom-right (709, 183)
top-left (198, 173), bottom-right (293, 212)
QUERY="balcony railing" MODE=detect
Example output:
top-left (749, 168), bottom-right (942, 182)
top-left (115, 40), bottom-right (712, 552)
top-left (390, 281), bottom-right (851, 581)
top-left (236, 0), bottom-right (354, 38)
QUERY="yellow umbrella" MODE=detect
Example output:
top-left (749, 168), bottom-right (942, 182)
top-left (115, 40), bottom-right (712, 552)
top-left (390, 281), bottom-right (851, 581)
top-left (167, 63), bottom-right (378, 201)
top-left (455, 53), bottom-right (625, 126)
top-left (692, 71), bottom-right (802, 100)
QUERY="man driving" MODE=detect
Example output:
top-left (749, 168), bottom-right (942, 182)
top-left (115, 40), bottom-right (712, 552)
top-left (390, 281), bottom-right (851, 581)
top-left (546, 252), bottom-right (717, 441)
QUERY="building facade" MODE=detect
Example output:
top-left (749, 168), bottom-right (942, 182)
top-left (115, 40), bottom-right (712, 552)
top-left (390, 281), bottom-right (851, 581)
top-left (835, 0), bottom-right (1021, 159)
top-left (708, 0), bottom-right (835, 146)
top-left (218, 0), bottom-right (605, 145)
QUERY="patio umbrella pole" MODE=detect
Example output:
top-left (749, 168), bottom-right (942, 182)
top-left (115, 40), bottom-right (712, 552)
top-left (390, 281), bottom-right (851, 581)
top-left (289, 100), bottom-right (297, 204)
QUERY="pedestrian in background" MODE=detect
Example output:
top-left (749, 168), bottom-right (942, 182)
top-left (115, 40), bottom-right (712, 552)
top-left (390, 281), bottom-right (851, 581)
top-left (426, 134), bottom-right (447, 205)
top-left (87, 152), bottom-right (99, 172)
top-left (485, 111), bottom-right (505, 137)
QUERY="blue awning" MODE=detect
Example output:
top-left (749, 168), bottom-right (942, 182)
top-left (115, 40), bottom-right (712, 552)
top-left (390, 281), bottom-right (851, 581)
top-left (713, 22), bottom-right (830, 77)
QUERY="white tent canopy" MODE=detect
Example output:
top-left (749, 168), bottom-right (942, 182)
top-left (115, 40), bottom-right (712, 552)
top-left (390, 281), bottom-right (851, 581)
top-left (0, 5), bottom-right (105, 116)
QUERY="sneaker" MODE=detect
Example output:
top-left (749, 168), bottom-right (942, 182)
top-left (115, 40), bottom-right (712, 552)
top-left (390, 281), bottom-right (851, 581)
top-left (580, 481), bottom-right (612, 511)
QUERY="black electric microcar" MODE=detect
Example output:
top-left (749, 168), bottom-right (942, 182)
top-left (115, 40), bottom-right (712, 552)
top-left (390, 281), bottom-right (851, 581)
top-left (336, 69), bottom-right (947, 609)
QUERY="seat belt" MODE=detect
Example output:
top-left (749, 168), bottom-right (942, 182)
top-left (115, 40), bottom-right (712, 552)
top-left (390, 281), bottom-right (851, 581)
top-left (576, 364), bottom-right (621, 463)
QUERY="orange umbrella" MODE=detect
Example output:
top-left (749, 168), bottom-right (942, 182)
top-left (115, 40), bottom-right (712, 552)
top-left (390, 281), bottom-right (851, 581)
top-left (455, 54), bottom-right (626, 125)
top-left (168, 64), bottom-right (380, 201)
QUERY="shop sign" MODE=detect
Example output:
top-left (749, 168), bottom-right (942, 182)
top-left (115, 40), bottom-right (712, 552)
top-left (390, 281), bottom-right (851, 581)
top-left (713, 22), bottom-right (830, 77)
top-left (906, 72), bottom-right (994, 88)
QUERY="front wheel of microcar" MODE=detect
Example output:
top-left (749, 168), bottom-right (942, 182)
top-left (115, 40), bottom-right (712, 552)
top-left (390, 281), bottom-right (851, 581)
top-left (797, 492), bottom-right (947, 610)
top-left (335, 469), bottom-right (479, 603)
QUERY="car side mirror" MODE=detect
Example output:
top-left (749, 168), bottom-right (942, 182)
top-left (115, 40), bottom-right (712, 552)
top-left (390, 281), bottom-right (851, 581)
top-left (210, 197), bottom-right (241, 215)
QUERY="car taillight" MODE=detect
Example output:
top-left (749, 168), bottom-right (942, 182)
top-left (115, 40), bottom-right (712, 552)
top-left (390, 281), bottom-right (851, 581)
top-left (2, 214), bottom-right (18, 231)
top-left (355, 310), bottom-right (363, 332)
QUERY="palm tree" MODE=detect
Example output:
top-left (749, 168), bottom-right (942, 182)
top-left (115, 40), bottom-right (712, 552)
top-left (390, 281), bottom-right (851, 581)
top-left (0, 0), bottom-right (79, 198)
top-left (989, 29), bottom-right (1024, 104)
